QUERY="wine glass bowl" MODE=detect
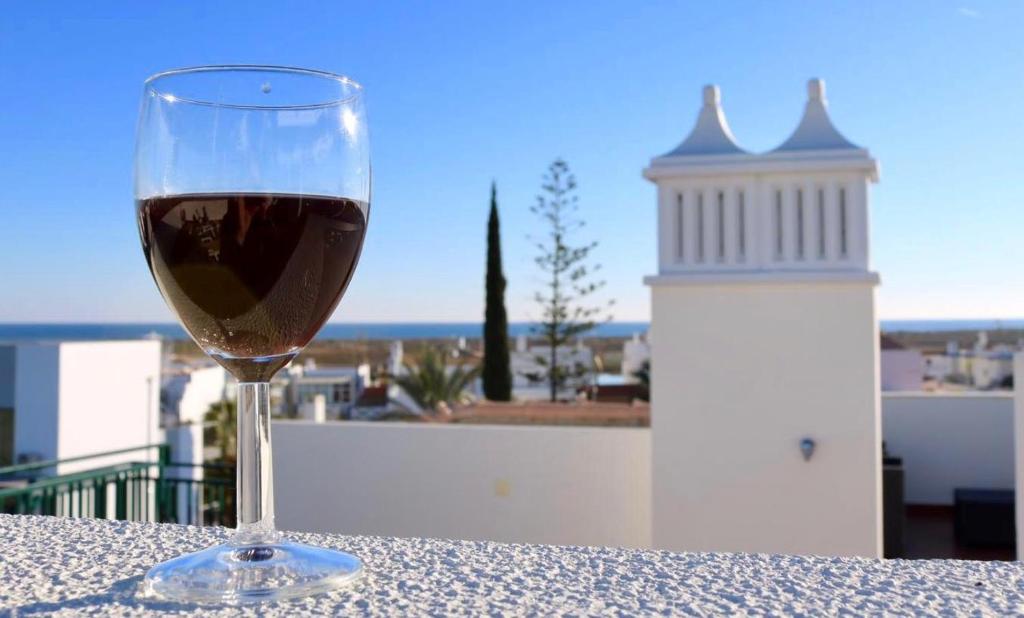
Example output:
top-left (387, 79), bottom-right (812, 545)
top-left (137, 192), bottom-right (368, 381)
top-left (134, 66), bottom-right (369, 604)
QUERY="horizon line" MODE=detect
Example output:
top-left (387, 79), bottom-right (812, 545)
top-left (3, 318), bottom-right (1024, 325)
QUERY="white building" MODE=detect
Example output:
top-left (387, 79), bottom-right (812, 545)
top-left (283, 360), bottom-right (369, 419)
top-left (621, 333), bottom-right (651, 380)
top-left (920, 333), bottom-right (1016, 389)
top-left (879, 335), bottom-right (924, 391)
top-left (970, 334), bottom-right (1014, 389)
top-left (924, 353), bottom-right (956, 382)
top-left (972, 348), bottom-right (1014, 389)
top-left (510, 335), bottom-right (595, 401)
top-left (0, 340), bottom-right (162, 473)
top-left (643, 80), bottom-right (882, 557)
top-left (880, 349), bottom-right (924, 391)
top-left (161, 364), bottom-right (230, 426)
top-left (161, 363), bottom-right (231, 466)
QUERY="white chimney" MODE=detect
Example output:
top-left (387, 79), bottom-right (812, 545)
top-left (644, 79), bottom-right (881, 558)
top-left (298, 394), bottom-right (327, 423)
top-left (388, 340), bottom-right (404, 377)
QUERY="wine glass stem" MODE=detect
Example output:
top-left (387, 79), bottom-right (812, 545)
top-left (232, 381), bottom-right (280, 545)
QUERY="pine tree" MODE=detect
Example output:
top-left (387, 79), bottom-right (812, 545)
top-left (530, 159), bottom-right (613, 402)
top-left (482, 182), bottom-right (513, 400)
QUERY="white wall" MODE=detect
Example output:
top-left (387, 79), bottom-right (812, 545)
top-left (177, 365), bottom-right (228, 425)
top-left (272, 421), bottom-right (651, 548)
top-left (621, 335), bottom-right (650, 378)
top-left (57, 341), bottom-right (161, 453)
top-left (650, 281), bottom-right (881, 558)
top-left (13, 344), bottom-right (60, 461)
top-left (510, 345), bottom-right (594, 400)
top-left (972, 356), bottom-right (1013, 389)
top-left (882, 392), bottom-right (1013, 505)
top-left (880, 350), bottom-right (924, 391)
top-left (55, 341), bottom-right (162, 473)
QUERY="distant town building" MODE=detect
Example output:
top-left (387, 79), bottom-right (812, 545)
top-left (879, 335), bottom-right (924, 391)
top-left (282, 360), bottom-right (370, 419)
top-left (923, 353), bottom-right (956, 383)
top-left (916, 331), bottom-right (1017, 390)
top-left (621, 333), bottom-right (650, 380)
top-left (968, 333), bottom-right (1015, 389)
top-left (161, 364), bottom-right (231, 426)
top-left (351, 385), bottom-right (390, 420)
top-left (509, 335), bottom-right (595, 401)
top-left (971, 347), bottom-right (1014, 389)
top-left (160, 363), bottom-right (232, 465)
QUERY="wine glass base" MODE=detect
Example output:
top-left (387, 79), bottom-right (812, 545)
top-left (142, 539), bottom-right (364, 605)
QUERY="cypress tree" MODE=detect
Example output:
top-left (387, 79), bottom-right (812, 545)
top-left (483, 181), bottom-right (513, 401)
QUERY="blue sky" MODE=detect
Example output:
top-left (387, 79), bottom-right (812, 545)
top-left (1, 1), bottom-right (1022, 323)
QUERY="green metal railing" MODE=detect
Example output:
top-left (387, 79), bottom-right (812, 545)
top-left (0, 444), bottom-right (235, 527)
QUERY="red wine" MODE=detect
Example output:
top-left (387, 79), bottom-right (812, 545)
top-left (137, 193), bottom-right (368, 380)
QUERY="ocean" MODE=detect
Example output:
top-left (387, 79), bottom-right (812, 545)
top-left (0, 319), bottom-right (1022, 343)
top-left (0, 322), bottom-right (649, 343)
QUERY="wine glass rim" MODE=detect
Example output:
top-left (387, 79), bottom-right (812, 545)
top-left (144, 65), bottom-right (363, 110)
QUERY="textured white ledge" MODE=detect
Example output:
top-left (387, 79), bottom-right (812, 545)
top-left (2, 514), bottom-right (1023, 615)
top-left (644, 270), bottom-right (880, 287)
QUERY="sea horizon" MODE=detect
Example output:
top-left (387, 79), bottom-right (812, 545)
top-left (1, 319), bottom-right (1024, 343)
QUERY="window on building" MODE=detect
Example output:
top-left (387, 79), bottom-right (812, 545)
top-left (675, 193), bottom-right (684, 262)
top-left (332, 383), bottom-right (352, 403)
top-left (839, 187), bottom-right (848, 257)
top-left (716, 191), bottom-right (725, 261)
top-left (796, 189), bottom-right (805, 260)
top-left (817, 188), bottom-right (826, 258)
top-left (696, 192), bottom-right (705, 262)
top-left (774, 189), bottom-right (783, 259)
top-left (737, 191), bottom-right (746, 261)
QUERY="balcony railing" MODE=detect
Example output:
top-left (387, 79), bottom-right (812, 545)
top-left (0, 444), bottom-right (235, 527)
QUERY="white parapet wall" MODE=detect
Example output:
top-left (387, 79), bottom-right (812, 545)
top-left (271, 394), bottom-right (1012, 553)
top-left (882, 392), bottom-right (1013, 505)
top-left (272, 421), bottom-right (652, 548)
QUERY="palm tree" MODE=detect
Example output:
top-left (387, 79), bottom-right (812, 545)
top-left (393, 347), bottom-right (480, 416)
top-left (204, 400), bottom-right (236, 462)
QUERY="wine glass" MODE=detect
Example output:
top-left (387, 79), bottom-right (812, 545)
top-left (134, 66), bottom-right (369, 604)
